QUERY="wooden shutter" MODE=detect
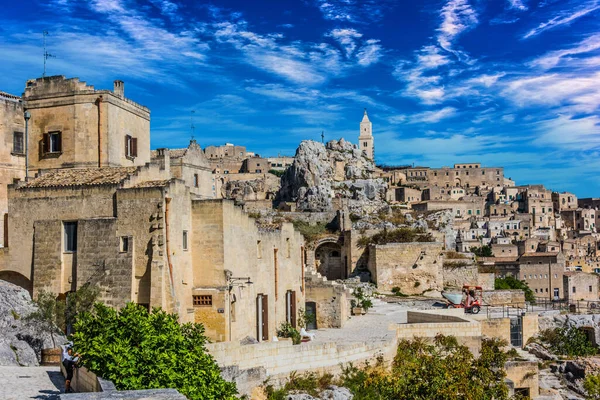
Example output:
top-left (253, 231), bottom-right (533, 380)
top-left (3, 214), bottom-right (8, 248)
top-left (261, 294), bottom-right (269, 341)
top-left (132, 137), bottom-right (138, 157)
top-left (291, 291), bottom-right (297, 328)
top-left (56, 132), bottom-right (62, 153)
top-left (43, 133), bottom-right (49, 154)
top-left (125, 136), bottom-right (129, 157)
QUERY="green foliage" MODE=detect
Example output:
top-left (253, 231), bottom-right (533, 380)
top-left (443, 261), bottom-right (470, 269)
top-left (391, 287), bottom-right (408, 297)
top-left (264, 372), bottom-right (334, 399)
top-left (357, 227), bottom-right (434, 248)
top-left (72, 303), bottom-right (237, 400)
top-left (470, 245), bottom-right (494, 257)
top-left (297, 307), bottom-right (316, 330)
top-left (11, 310), bottom-right (20, 320)
top-left (445, 251), bottom-right (469, 260)
top-left (268, 169), bottom-right (285, 177)
top-left (291, 220), bottom-right (334, 242)
top-left (353, 287), bottom-right (373, 311)
top-left (495, 276), bottom-right (536, 303)
top-left (276, 322), bottom-right (301, 345)
top-left (66, 283), bottom-right (100, 331)
top-left (538, 326), bottom-right (597, 357)
top-left (584, 373), bottom-right (600, 399)
top-left (339, 336), bottom-right (510, 400)
top-left (25, 290), bottom-right (64, 347)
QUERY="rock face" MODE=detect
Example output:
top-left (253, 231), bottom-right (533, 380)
top-left (221, 174), bottom-right (281, 203)
top-left (0, 280), bottom-right (66, 366)
top-left (278, 140), bottom-right (387, 215)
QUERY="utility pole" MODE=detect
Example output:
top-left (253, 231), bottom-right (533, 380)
top-left (43, 31), bottom-right (56, 77)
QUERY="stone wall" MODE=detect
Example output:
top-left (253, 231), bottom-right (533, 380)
top-left (442, 262), bottom-right (478, 288)
top-left (563, 272), bottom-right (599, 302)
top-left (522, 313), bottom-right (539, 347)
top-left (505, 361), bottom-right (539, 398)
top-left (368, 242), bottom-right (444, 294)
top-left (305, 281), bottom-right (350, 328)
top-left (480, 318), bottom-right (511, 343)
top-left (478, 272), bottom-right (495, 290)
top-left (482, 290), bottom-right (525, 306)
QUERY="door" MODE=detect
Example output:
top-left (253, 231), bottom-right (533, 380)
top-left (305, 301), bottom-right (317, 330)
top-left (553, 288), bottom-right (559, 300)
top-left (256, 294), bottom-right (269, 341)
top-left (510, 316), bottom-right (523, 347)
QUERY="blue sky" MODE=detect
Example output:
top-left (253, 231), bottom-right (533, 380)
top-left (1, 0), bottom-right (599, 197)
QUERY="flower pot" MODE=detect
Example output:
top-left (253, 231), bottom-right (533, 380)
top-left (41, 347), bottom-right (61, 366)
top-left (352, 307), bottom-right (365, 316)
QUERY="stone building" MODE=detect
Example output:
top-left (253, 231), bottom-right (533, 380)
top-left (267, 156), bottom-right (294, 171)
top-left (404, 163), bottom-right (504, 191)
top-left (0, 75), bottom-right (306, 343)
top-left (562, 272), bottom-right (599, 302)
top-left (552, 192), bottom-right (578, 212)
top-left (204, 143), bottom-right (249, 174)
top-left (0, 91), bottom-right (26, 248)
top-left (519, 253), bottom-right (566, 299)
top-left (394, 187), bottom-right (421, 203)
top-left (240, 156), bottom-right (270, 174)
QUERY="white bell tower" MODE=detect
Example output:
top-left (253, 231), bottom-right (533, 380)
top-left (359, 108), bottom-right (374, 160)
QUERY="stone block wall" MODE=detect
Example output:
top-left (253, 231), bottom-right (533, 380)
top-left (32, 220), bottom-right (63, 296)
top-left (305, 282), bottom-right (350, 328)
top-left (442, 262), bottom-right (478, 288)
top-left (478, 272), bottom-right (495, 290)
top-left (482, 290), bottom-right (525, 306)
top-left (368, 242), bottom-right (444, 294)
top-left (480, 318), bottom-right (511, 344)
top-left (521, 313), bottom-right (539, 347)
top-left (505, 361), bottom-right (539, 398)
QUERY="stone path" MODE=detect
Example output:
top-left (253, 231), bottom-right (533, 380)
top-left (0, 366), bottom-right (65, 400)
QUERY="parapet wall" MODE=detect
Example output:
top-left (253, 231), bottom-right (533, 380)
top-left (483, 290), bottom-right (525, 306)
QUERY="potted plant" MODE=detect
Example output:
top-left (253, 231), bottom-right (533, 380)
top-left (352, 287), bottom-right (373, 316)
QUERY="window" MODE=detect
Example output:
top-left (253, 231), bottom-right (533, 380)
top-left (554, 274), bottom-right (557, 278)
top-left (194, 174), bottom-right (199, 188)
top-left (125, 135), bottom-right (138, 158)
top-left (64, 222), bottom-right (77, 252)
top-left (482, 171), bottom-right (485, 175)
top-left (590, 286), bottom-right (593, 293)
top-left (13, 132), bottom-right (24, 155)
top-left (193, 295), bottom-right (212, 306)
top-left (120, 236), bottom-right (129, 252)
top-left (43, 131), bottom-right (62, 154)
top-left (257, 240), bottom-right (263, 258)
top-left (183, 231), bottom-right (188, 251)
top-left (572, 286), bottom-right (576, 293)
top-left (363, 142), bottom-right (368, 147)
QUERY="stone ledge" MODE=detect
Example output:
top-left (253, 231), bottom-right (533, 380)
top-left (60, 389), bottom-right (186, 399)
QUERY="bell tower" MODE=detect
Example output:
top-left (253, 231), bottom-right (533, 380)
top-left (359, 108), bottom-right (374, 160)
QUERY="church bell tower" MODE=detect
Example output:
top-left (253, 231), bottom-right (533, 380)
top-left (359, 108), bottom-right (374, 160)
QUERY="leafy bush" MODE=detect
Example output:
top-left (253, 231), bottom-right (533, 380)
top-left (445, 251), bottom-right (469, 259)
top-left (538, 326), bottom-right (596, 357)
top-left (470, 245), bottom-right (494, 257)
top-left (353, 287), bottom-right (373, 311)
top-left (268, 169), bottom-right (285, 177)
top-left (26, 291), bottom-right (65, 347)
top-left (297, 307), bottom-right (316, 330)
top-left (276, 322), bottom-right (301, 345)
top-left (495, 276), bottom-right (536, 303)
top-left (584, 373), bottom-right (600, 399)
top-left (264, 371), bottom-right (334, 399)
top-left (357, 227), bottom-right (433, 248)
top-left (291, 220), bottom-right (335, 242)
top-left (72, 303), bottom-right (237, 400)
top-left (340, 336), bottom-right (510, 400)
top-left (391, 287), bottom-right (408, 297)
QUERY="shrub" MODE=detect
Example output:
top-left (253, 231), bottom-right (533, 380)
top-left (391, 287), bottom-right (408, 297)
top-left (276, 322), bottom-right (301, 345)
top-left (495, 276), bottom-right (535, 303)
top-left (72, 303), bottom-right (237, 400)
top-left (584, 373), bottom-right (600, 399)
top-left (445, 251), bottom-right (469, 259)
top-left (443, 261), bottom-right (470, 269)
top-left (25, 290), bottom-right (65, 347)
top-left (357, 227), bottom-right (433, 248)
top-left (268, 169), bottom-right (285, 177)
top-left (538, 326), bottom-right (596, 357)
top-left (291, 220), bottom-right (335, 242)
top-left (470, 245), bottom-right (494, 257)
top-left (353, 287), bottom-right (373, 311)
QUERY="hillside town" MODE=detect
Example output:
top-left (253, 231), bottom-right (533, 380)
top-left (2, 75), bottom-right (600, 400)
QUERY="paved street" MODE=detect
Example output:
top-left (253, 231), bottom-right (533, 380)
top-left (0, 366), bottom-right (64, 400)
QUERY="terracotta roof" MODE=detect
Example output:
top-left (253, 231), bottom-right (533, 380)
top-left (21, 167), bottom-right (137, 189)
top-left (520, 252), bottom-right (560, 258)
top-left (151, 149), bottom-right (187, 159)
top-left (130, 179), bottom-right (172, 188)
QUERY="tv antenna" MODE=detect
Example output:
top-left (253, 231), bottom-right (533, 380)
top-left (190, 110), bottom-right (196, 140)
top-left (43, 31), bottom-right (56, 77)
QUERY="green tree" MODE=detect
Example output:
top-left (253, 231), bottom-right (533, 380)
top-left (65, 283), bottom-right (100, 333)
top-left (25, 290), bottom-right (64, 348)
top-left (470, 245), bottom-right (494, 257)
top-left (584, 373), bottom-right (600, 399)
top-left (72, 303), bottom-right (237, 400)
top-left (495, 275), bottom-right (536, 303)
top-left (538, 326), bottom-right (597, 357)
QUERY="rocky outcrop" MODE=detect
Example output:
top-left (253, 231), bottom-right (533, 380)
top-left (0, 280), bottom-right (66, 366)
top-left (278, 140), bottom-right (387, 215)
top-left (222, 174), bottom-right (280, 203)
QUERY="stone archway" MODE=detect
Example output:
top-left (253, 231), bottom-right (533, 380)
top-left (315, 240), bottom-right (344, 280)
top-left (0, 270), bottom-right (32, 293)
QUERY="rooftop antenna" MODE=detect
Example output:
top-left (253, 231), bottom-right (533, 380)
top-left (321, 130), bottom-right (324, 143)
top-left (42, 31), bottom-right (55, 78)
top-left (190, 110), bottom-right (196, 141)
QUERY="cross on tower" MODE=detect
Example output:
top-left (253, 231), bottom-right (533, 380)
top-left (321, 130), bottom-right (324, 143)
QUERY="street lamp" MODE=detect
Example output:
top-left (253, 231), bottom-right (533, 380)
top-left (24, 111), bottom-right (31, 181)
top-left (226, 275), bottom-right (253, 341)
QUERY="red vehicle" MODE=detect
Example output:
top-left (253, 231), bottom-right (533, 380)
top-left (442, 285), bottom-right (483, 314)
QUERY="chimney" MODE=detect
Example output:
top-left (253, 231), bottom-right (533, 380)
top-left (113, 80), bottom-right (124, 98)
top-left (155, 148), bottom-right (170, 174)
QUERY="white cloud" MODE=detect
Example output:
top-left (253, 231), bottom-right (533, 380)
top-left (437, 0), bottom-right (478, 53)
top-left (534, 114), bottom-right (600, 150)
top-left (410, 107), bottom-right (458, 123)
top-left (327, 28), bottom-right (362, 57)
top-left (356, 39), bottom-right (382, 66)
top-left (507, 0), bottom-right (528, 11)
top-left (523, 2), bottom-right (600, 39)
top-left (529, 33), bottom-right (600, 69)
top-left (466, 73), bottom-right (506, 87)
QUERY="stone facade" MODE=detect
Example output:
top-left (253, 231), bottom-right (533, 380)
top-left (563, 272), bottom-right (599, 302)
top-left (367, 242), bottom-right (444, 294)
top-left (358, 109), bottom-right (374, 160)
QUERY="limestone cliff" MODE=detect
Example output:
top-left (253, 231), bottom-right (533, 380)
top-left (278, 139), bottom-right (387, 214)
top-left (0, 280), bottom-right (65, 366)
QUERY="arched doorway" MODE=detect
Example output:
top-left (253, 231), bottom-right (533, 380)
top-left (0, 270), bottom-right (32, 293)
top-left (315, 241), bottom-right (343, 280)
